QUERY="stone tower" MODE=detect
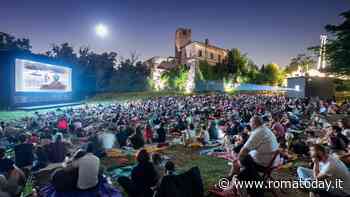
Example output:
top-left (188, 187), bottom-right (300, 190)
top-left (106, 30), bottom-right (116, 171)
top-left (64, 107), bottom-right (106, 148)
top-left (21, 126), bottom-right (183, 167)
top-left (175, 28), bottom-right (192, 64)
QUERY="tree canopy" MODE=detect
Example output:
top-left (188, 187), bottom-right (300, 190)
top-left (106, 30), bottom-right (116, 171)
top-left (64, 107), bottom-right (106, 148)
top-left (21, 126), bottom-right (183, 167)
top-left (0, 32), bottom-right (32, 51)
top-left (310, 9), bottom-right (350, 76)
top-left (285, 54), bottom-right (316, 74)
top-left (258, 63), bottom-right (284, 85)
top-left (0, 32), bottom-right (151, 93)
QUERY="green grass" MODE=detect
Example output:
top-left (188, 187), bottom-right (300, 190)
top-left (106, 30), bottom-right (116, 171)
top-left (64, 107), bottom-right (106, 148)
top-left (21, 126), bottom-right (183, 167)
top-left (102, 145), bottom-right (229, 196)
top-left (0, 110), bottom-right (43, 122)
top-left (162, 145), bottom-right (230, 192)
top-left (0, 108), bottom-right (65, 121)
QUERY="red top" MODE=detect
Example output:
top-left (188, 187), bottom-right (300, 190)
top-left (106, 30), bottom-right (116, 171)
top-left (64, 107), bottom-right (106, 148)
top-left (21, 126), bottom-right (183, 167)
top-left (57, 119), bottom-right (68, 129)
top-left (144, 127), bottom-right (153, 139)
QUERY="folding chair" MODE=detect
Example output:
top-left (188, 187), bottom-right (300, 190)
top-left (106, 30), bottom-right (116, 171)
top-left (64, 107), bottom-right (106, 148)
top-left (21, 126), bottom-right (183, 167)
top-left (259, 149), bottom-right (286, 197)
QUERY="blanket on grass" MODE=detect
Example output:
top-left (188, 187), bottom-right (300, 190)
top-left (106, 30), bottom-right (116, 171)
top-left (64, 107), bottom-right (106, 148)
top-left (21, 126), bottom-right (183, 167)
top-left (39, 177), bottom-right (123, 197)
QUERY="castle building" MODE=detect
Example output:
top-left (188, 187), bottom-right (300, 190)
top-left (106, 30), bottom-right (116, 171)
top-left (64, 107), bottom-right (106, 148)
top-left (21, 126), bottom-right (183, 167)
top-left (145, 28), bottom-right (228, 91)
top-left (175, 28), bottom-right (228, 65)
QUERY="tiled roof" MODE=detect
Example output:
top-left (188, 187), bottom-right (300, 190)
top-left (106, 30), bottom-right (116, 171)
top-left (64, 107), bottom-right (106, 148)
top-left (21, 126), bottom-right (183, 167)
top-left (184, 41), bottom-right (229, 52)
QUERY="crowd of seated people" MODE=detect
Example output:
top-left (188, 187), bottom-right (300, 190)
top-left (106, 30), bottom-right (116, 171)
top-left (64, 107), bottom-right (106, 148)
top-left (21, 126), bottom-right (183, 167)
top-left (0, 95), bottom-right (349, 197)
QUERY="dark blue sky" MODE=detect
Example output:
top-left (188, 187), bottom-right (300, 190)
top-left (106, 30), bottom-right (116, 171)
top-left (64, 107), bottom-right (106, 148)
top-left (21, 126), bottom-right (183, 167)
top-left (1, 0), bottom-right (348, 66)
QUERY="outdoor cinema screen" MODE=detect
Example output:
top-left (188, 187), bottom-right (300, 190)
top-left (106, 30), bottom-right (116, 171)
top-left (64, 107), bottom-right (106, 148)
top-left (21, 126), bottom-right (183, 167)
top-left (15, 59), bottom-right (72, 93)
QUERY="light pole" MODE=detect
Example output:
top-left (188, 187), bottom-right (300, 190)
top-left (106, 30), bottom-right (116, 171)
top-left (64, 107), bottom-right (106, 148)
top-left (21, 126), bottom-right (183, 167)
top-left (317, 34), bottom-right (327, 70)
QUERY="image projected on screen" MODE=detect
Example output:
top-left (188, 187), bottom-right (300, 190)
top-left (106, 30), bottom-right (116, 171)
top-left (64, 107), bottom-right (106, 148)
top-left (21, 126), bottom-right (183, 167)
top-left (15, 59), bottom-right (72, 92)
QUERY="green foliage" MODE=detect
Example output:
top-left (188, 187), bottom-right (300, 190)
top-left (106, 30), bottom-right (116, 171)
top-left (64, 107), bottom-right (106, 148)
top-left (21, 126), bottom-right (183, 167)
top-left (0, 32), bottom-right (32, 52)
top-left (285, 54), bottom-right (316, 74)
top-left (196, 49), bottom-right (280, 85)
top-left (197, 61), bottom-right (219, 80)
top-left (161, 64), bottom-right (189, 91)
top-left (147, 77), bottom-right (156, 91)
top-left (334, 79), bottom-right (350, 92)
top-left (46, 44), bottom-right (118, 92)
top-left (257, 63), bottom-right (285, 85)
top-left (226, 48), bottom-right (250, 81)
top-left (197, 48), bottom-right (260, 83)
top-left (196, 61), bottom-right (231, 81)
top-left (309, 10), bottom-right (350, 76)
top-left (46, 43), bottom-right (150, 92)
top-left (109, 59), bottom-right (150, 92)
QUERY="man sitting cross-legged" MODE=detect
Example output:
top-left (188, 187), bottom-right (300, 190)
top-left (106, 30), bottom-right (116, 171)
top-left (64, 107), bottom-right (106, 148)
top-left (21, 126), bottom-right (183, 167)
top-left (297, 144), bottom-right (350, 197)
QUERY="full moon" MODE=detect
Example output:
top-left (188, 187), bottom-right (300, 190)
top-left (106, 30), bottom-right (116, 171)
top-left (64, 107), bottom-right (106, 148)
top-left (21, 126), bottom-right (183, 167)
top-left (95, 23), bottom-right (109, 38)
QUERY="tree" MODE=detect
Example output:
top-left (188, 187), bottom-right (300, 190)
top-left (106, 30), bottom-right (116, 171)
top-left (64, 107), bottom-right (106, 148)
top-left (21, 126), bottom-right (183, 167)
top-left (0, 32), bottom-right (32, 51)
top-left (161, 64), bottom-right (189, 91)
top-left (285, 54), bottom-right (316, 74)
top-left (310, 10), bottom-right (350, 75)
top-left (226, 48), bottom-right (249, 81)
top-left (259, 63), bottom-right (284, 85)
top-left (109, 55), bottom-right (150, 92)
top-left (46, 43), bottom-right (118, 92)
top-left (46, 43), bottom-right (78, 64)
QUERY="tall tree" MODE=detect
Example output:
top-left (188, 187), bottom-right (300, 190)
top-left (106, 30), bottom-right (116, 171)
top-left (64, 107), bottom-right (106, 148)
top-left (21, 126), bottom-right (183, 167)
top-left (226, 48), bottom-right (248, 81)
top-left (310, 10), bottom-right (350, 76)
top-left (259, 63), bottom-right (284, 85)
top-left (46, 43), bottom-right (78, 64)
top-left (285, 54), bottom-right (316, 74)
top-left (46, 43), bottom-right (117, 92)
top-left (0, 32), bottom-right (32, 52)
top-left (110, 56), bottom-right (150, 92)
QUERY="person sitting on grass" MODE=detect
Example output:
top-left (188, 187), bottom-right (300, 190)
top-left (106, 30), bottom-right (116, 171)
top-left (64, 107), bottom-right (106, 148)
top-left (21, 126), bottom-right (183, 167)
top-left (48, 133), bottom-right (68, 163)
top-left (0, 148), bottom-right (14, 174)
top-left (118, 149), bottom-right (158, 197)
top-left (155, 123), bottom-right (166, 144)
top-left (182, 124), bottom-right (196, 145)
top-left (152, 153), bottom-right (164, 180)
top-left (198, 125), bottom-right (210, 145)
top-left (14, 135), bottom-right (34, 168)
top-left (164, 161), bottom-right (176, 176)
top-left (116, 125), bottom-right (129, 148)
top-left (128, 126), bottom-right (145, 149)
top-left (144, 124), bottom-right (153, 144)
top-left (32, 146), bottom-right (49, 172)
top-left (73, 143), bottom-right (100, 191)
top-left (0, 122), bottom-right (4, 137)
top-left (328, 125), bottom-right (349, 159)
top-left (231, 115), bottom-right (279, 197)
top-left (0, 157), bottom-right (25, 197)
top-left (297, 144), bottom-right (350, 197)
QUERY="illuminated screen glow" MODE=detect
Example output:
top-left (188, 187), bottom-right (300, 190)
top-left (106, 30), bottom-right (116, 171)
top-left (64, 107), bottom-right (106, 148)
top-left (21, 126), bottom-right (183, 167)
top-left (15, 59), bottom-right (72, 92)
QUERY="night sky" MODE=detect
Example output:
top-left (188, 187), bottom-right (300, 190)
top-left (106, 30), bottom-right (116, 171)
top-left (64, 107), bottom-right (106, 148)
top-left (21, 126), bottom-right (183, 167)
top-left (1, 0), bottom-right (348, 66)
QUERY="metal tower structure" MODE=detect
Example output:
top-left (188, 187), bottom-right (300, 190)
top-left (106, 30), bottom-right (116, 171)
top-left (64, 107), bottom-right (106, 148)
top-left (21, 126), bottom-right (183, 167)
top-left (317, 34), bottom-right (327, 70)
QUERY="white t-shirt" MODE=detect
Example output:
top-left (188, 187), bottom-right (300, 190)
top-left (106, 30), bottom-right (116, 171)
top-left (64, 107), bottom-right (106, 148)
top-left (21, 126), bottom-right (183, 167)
top-left (243, 126), bottom-right (279, 167)
top-left (319, 156), bottom-right (350, 194)
top-left (187, 129), bottom-right (196, 139)
top-left (75, 153), bottom-right (100, 190)
top-left (74, 121), bottom-right (82, 130)
top-left (342, 129), bottom-right (350, 141)
top-left (203, 131), bottom-right (210, 143)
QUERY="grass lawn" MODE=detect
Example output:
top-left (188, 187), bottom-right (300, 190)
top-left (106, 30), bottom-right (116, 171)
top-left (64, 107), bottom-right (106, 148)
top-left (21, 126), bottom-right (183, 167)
top-left (161, 145), bottom-right (230, 191)
top-left (105, 145), bottom-right (308, 197)
top-left (161, 145), bottom-right (308, 197)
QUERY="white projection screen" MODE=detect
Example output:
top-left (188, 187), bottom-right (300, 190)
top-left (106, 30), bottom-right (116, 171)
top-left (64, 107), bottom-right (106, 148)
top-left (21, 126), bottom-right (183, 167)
top-left (15, 59), bottom-right (72, 92)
